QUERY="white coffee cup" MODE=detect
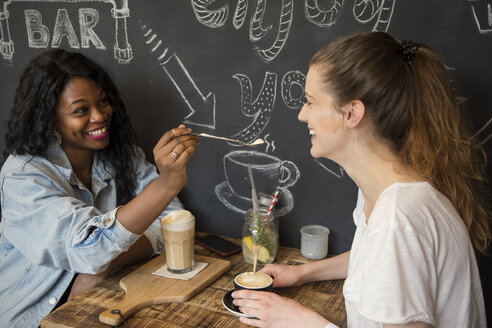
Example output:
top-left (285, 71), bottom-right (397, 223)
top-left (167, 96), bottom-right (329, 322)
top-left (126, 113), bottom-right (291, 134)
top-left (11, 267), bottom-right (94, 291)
top-left (160, 210), bottom-right (195, 273)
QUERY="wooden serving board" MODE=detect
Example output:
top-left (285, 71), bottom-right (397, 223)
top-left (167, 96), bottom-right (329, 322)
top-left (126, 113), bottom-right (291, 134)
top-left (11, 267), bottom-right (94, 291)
top-left (99, 254), bottom-right (231, 326)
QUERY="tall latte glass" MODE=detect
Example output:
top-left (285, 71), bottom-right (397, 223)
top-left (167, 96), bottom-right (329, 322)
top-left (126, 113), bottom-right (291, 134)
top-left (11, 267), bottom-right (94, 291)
top-left (160, 210), bottom-right (195, 273)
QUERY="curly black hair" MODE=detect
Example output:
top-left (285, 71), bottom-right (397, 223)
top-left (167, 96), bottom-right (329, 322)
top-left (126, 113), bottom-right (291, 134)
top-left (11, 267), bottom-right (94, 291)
top-left (3, 49), bottom-right (137, 205)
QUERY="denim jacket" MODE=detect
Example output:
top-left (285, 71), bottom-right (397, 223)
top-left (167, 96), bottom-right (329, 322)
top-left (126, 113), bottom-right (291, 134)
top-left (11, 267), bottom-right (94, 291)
top-left (0, 144), bottom-right (183, 327)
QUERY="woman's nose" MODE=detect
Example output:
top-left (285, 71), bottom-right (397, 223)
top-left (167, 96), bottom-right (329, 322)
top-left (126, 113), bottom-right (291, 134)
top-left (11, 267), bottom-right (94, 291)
top-left (90, 107), bottom-right (106, 122)
top-left (298, 103), bottom-right (307, 122)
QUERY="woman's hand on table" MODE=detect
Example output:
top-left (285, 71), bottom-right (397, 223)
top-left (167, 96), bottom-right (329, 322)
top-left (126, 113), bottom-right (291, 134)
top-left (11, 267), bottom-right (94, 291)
top-left (259, 264), bottom-right (303, 287)
top-left (231, 290), bottom-right (330, 328)
top-left (153, 124), bottom-right (199, 193)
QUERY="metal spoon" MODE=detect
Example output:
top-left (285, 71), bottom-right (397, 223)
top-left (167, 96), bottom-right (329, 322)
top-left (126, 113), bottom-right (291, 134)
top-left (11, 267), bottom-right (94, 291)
top-left (192, 133), bottom-right (265, 147)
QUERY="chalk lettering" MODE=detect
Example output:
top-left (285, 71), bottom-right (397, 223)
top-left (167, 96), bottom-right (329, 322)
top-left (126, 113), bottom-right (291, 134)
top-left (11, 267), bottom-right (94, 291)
top-left (24, 10), bottom-right (49, 48)
top-left (51, 9), bottom-right (80, 48)
top-left (79, 8), bottom-right (105, 49)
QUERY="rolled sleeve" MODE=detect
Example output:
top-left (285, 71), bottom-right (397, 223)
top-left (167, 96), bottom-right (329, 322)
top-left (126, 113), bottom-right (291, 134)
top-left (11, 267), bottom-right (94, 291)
top-left (77, 207), bottom-right (139, 252)
top-left (1, 169), bottom-right (137, 274)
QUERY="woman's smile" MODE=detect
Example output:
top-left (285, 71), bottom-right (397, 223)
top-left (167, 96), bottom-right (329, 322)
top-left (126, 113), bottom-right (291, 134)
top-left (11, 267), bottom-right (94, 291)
top-left (309, 128), bottom-right (316, 141)
top-left (86, 125), bottom-right (110, 140)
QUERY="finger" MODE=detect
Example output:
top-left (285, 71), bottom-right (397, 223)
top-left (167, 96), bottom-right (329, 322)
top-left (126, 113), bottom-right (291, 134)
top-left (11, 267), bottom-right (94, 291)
top-left (232, 290), bottom-right (267, 300)
top-left (239, 315), bottom-right (263, 327)
top-left (154, 129), bottom-right (175, 151)
top-left (169, 137), bottom-right (199, 158)
top-left (174, 145), bottom-right (196, 165)
top-left (155, 126), bottom-right (192, 150)
top-left (170, 151), bottom-right (179, 160)
top-left (258, 266), bottom-right (275, 277)
top-left (233, 298), bottom-right (263, 311)
top-left (172, 143), bottom-right (187, 156)
top-left (172, 126), bottom-right (191, 137)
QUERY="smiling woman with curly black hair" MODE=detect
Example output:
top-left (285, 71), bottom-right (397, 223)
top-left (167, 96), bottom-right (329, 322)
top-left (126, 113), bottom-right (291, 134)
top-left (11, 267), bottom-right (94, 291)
top-left (0, 49), bottom-right (199, 327)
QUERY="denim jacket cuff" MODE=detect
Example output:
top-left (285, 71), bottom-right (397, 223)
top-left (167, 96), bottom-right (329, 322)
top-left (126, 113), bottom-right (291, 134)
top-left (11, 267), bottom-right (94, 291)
top-left (102, 206), bottom-right (140, 251)
top-left (143, 219), bottom-right (165, 256)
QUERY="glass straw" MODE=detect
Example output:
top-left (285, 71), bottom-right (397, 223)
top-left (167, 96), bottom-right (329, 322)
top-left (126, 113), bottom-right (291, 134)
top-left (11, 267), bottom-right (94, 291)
top-left (247, 165), bottom-right (259, 214)
top-left (247, 165), bottom-right (260, 272)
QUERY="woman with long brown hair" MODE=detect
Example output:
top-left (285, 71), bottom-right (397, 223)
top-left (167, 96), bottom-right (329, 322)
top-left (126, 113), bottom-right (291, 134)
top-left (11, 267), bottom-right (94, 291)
top-left (233, 32), bottom-right (490, 327)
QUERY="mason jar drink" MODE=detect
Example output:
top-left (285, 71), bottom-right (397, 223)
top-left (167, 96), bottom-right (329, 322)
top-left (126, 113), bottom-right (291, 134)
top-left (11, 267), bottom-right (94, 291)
top-left (241, 208), bottom-right (278, 265)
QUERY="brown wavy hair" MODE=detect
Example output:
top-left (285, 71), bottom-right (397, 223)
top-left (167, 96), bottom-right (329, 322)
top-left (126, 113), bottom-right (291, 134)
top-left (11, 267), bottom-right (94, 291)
top-left (310, 31), bottom-right (491, 254)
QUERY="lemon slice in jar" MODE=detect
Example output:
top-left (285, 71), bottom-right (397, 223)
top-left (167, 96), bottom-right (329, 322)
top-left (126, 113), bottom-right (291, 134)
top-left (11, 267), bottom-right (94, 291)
top-left (243, 236), bottom-right (270, 262)
top-left (243, 236), bottom-right (253, 251)
top-left (257, 246), bottom-right (270, 262)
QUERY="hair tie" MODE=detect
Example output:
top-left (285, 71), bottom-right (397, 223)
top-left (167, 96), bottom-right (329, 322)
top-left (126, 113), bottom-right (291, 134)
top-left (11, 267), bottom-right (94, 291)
top-left (401, 40), bottom-right (419, 66)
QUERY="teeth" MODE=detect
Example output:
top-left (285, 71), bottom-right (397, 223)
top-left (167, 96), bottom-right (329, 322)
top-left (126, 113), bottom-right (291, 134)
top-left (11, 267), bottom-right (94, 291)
top-left (88, 126), bottom-right (107, 136)
top-left (309, 130), bottom-right (315, 136)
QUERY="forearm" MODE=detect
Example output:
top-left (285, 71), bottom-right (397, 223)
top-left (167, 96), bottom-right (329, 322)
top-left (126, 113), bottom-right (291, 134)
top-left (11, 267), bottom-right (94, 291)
top-left (297, 251), bottom-right (350, 284)
top-left (68, 236), bottom-right (154, 301)
top-left (116, 178), bottom-right (178, 234)
top-left (105, 235), bottom-right (154, 274)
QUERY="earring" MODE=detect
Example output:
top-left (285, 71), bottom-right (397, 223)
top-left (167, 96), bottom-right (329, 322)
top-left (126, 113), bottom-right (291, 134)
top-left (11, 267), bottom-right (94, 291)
top-left (49, 130), bottom-right (62, 150)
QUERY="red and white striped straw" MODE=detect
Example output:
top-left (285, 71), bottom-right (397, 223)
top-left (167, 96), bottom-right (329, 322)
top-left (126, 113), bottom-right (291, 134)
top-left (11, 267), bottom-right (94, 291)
top-left (266, 190), bottom-right (280, 217)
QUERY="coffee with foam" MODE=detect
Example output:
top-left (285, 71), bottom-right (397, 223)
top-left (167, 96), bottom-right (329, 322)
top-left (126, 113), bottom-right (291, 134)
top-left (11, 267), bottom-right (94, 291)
top-left (161, 210), bottom-right (195, 273)
top-left (161, 210), bottom-right (194, 229)
top-left (235, 272), bottom-right (273, 289)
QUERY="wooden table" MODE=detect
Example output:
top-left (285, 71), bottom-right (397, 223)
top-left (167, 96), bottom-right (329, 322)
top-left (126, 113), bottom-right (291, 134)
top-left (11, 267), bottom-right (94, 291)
top-left (41, 233), bottom-right (346, 328)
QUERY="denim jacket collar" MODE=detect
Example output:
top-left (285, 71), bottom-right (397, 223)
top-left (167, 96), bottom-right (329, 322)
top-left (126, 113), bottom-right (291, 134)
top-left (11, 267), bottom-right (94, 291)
top-left (44, 144), bottom-right (113, 192)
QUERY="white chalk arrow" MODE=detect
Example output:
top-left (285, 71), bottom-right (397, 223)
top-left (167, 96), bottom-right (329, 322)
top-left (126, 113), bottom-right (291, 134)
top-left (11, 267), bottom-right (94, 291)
top-left (161, 53), bottom-right (216, 129)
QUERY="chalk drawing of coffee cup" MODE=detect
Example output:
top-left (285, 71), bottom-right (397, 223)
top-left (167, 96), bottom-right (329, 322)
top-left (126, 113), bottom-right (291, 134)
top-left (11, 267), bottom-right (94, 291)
top-left (225, 150), bottom-right (299, 197)
top-left (215, 150), bottom-right (300, 216)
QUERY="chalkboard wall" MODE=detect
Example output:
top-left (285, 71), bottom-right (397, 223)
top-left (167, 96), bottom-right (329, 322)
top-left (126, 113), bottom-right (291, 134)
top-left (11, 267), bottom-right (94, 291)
top-left (0, 0), bottom-right (491, 315)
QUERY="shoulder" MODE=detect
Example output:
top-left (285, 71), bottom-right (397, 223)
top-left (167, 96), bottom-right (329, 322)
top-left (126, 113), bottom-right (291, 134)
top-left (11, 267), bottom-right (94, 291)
top-left (370, 182), bottom-right (465, 241)
top-left (372, 182), bottom-right (457, 228)
top-left (1, 153), bottom-right (50, 176)
top-left (385, 182), bottom-right (456, 218)
top-left (1, 153), bottom-right (69, 187)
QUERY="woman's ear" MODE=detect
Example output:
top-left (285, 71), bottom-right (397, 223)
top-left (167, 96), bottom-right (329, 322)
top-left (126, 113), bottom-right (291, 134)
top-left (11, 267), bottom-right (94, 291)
top-left (344, 100), bottom-right (365, 128)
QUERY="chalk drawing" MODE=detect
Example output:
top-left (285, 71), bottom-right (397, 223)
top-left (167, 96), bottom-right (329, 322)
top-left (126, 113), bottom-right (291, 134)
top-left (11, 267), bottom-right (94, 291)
top-left (140, 22), bottom-right (216, 129)
top-left (281, 70), bottom-right (306, 109)
top-left (233, 0), bottom-right (248, 29)
top-left (215, 150), bottom-right (299, 216)
top-left (254, 0), bottom-right (293, 63)
top-left (304, 0), bottom-right (344, 27)
top-left (470, 0), bottom-right (492, 33)
top-left (51, 8), bottom-right (80, 48)
top-left (0, 0), bottom-right (132, 64)
top-left (249, 0), bottom-right (272, 42)
top-left (191, 0), bottom-right (229, 29)
top-left (264, 133), bottom-right (276, 153)
top-left (314, 158), bottom-right (345, 178)
top-left (79, 8), bottom-right (105, 49)
top-left (353, 0), bottom-right (395, 32)
top-left (24, 9), bottom-right (49, 48)
top-left (230, 72), bottom-right (276, 144)
top-left (191, 0), bottom-right (293, 63)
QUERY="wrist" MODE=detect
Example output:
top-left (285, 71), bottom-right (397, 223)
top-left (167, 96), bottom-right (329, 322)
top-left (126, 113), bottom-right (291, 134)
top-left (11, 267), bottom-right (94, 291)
top-left (296, 263), bottom-right (311, 285)
top-left (154, 176), bottom-right (183, 197)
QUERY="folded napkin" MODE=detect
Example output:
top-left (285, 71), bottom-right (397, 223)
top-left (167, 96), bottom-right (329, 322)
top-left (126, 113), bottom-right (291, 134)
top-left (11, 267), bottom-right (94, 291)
top-left (152, 261), bottom-right (208, 280)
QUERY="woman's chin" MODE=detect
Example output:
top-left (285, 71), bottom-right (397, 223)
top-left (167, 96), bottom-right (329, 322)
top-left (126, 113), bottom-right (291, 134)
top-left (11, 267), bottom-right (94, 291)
top-left (310, 149), bottom-right (321, 159)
